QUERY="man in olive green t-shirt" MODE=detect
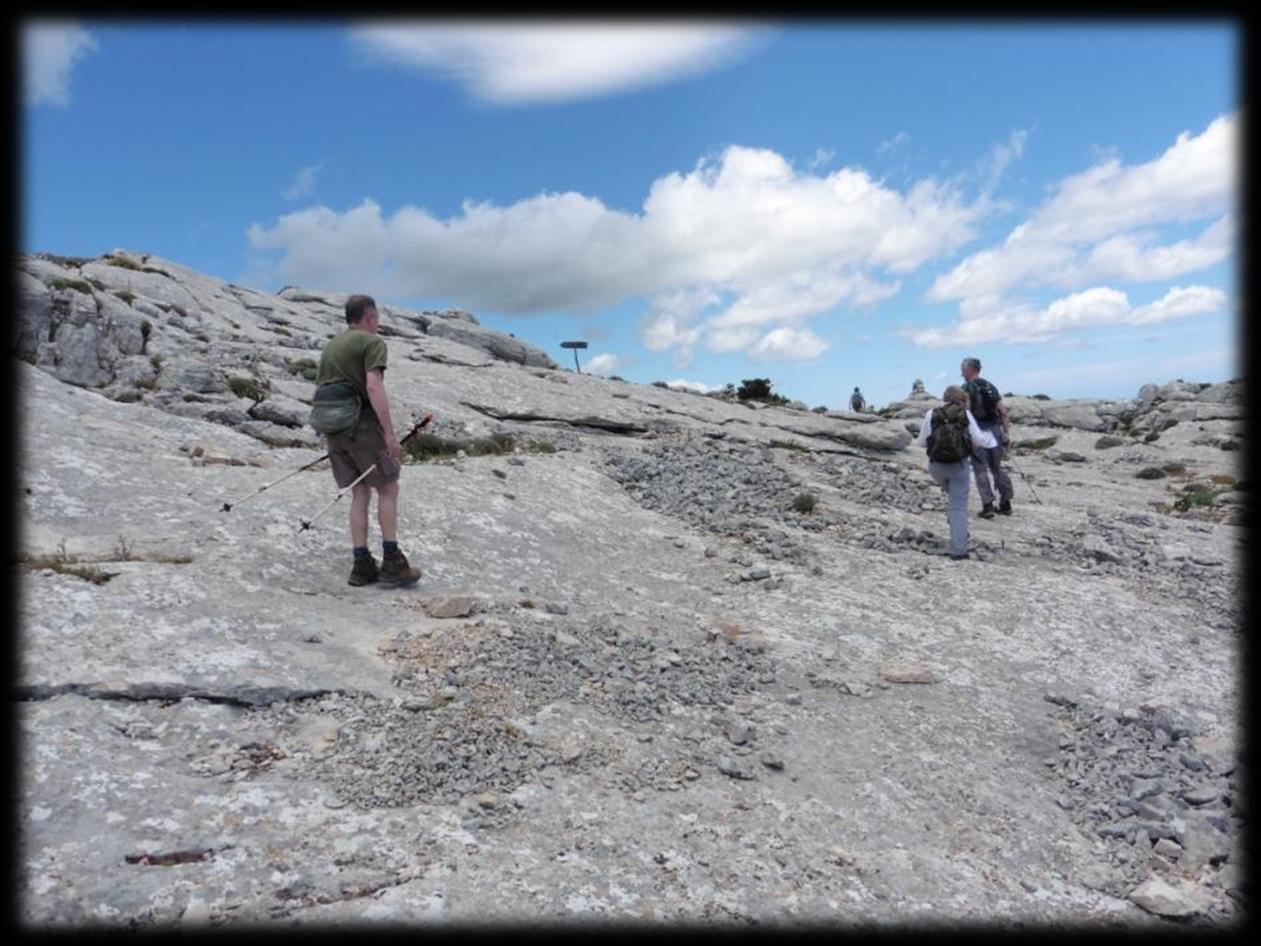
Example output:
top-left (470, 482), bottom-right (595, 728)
top-left (315, 295), bottom-right (420, 587)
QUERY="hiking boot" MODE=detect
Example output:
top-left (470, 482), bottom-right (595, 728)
top-left (998, 499), bottom-right (1012, 515)
top-left (348, 554), bottom-right (379, 586)
top-left (978, 502), bottom-right (996, 519)
top-left (948, 550), bottom-right (970, 560)
top-left (379, 549), bottom-right (421, 587)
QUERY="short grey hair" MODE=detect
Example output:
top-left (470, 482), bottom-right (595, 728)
top-left (962, 357), bottom-right (981, 373)
top-left (942, 385), bottom-right (968, 405)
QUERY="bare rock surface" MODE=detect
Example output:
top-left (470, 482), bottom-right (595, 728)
top-left (14, 252), bottom-right (1244, 929)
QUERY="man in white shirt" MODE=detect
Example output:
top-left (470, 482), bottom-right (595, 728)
top-left (916, 385), bottom-right (998, 560)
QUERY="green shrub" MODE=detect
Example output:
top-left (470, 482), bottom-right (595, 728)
top-left (1144, 431), bottom-right (1161, 443)
top-left (1135, 467), bottom-right (1168, 479)
top-left (1094, 436), bottom-right (1126, 449)
top-left (812, 405), bottom-right (829, 414)
top-left (1220, 439), bottom-right (1240, 452)
top-left (227, 376), bottom-right (265, 401)
top-left (1161, 417), bottom-right (1180, 431)
top-left (1210, 474), bottom-right (1237, 487)
top-left (195, 333), bottom-right (210, 342)
top-left (110, 389), bottom-right (141, 403)
top-left (791, 492), bottom-right (817, 513)
top-left (1173, 486), bottom-right (1221, 512)
top-left (105, 254), bottom-right (143, 270)
top-left (736, 378), bottom-right (790, 405)
top-left (17, 552), bottom-right (115, 584)
top-left (113, 290), bottom-right (136, 305)
top-left (525, 439), bottom-right (557, 454)
top-left (1160, 462), bottom-right (1188, 475)
top-left (272, 326), bottom-right (292, 336)
top-left (1031, 393), bottom-right (1052, 400)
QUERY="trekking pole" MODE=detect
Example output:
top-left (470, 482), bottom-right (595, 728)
top-left (221, 453), bottom-right (331, 513)
top-left (297, 414), bottom-right (432, 533)
top-left (1004, 449), bottom-right (1044, 506)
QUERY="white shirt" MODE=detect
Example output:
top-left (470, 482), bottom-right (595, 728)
top-left (915, 406), bottom-right (998, 452)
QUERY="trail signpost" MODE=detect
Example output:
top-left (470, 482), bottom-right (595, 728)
top-left (560, 340), bottom-right (588, 373)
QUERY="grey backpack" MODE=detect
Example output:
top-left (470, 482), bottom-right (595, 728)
top-left (308, 381), bottom-right (362, 435)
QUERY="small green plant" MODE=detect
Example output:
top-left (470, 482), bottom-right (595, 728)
top-left (812, 405), bottom-right (829, 414)
top-left (609, 375), bottom-right (627, 382)
top-left (404, 432), bottom-right (517, 463)
top-left (46, 276), bottom-right (95, 294)
top-left (18, 553), bottom-right (115, 584)
top-left (289, 357), bottom-right (319, 381)
top-left (1173, 485), bottom-right (1222, 513)
top-left (791, 492), bottom-right (818, 513)
top-left (272, 326), bottom-right (292, 336)
top-left (1160, 462), bottom-right (1188, 475)
top-left (227, 376), bottom-right (265, 401)
top-left (113, 289), bottom-right (136, 305)
top-left (1030, 393), bottom-right (1052, 400)
top-left (1161, 418), bottom-right (1180, 431)
top-left (195, 333), bottom-right (210, 342)
top-left (651, 381), bottom-right (670, 389)
top-left (770, 439), bottom-right (809, 452)
top-left (150, 354), bottom-right (164, 370)
top-left (736, 378), bottom-right (790, 405)
top-left (1210, 474), bottom-right (1237, 487)
top-left (1135, 467), bottom-right (1168, 480)
top-left (1094, 436), bottom-right (1126, 449)
top-left (525, 439), bottom-right (557, 454)
top-left (105, 254), bottom-right (143, 271)
top-left (1220, 439), bottom-right (1240, 452)
top-left (111, 389), bottom-right (142, 402)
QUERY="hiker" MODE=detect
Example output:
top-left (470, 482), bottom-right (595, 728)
top-left (960, 357), bottom-right (1013, 518)
top-left (313, 295), bottom-right (421, 587)
top-left (850, 386), bottom-right (865, 412)
top-left (916, 385), bottom-right (998, 560)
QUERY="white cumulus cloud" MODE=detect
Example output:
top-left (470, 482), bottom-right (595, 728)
top-left (908, 284), bottom-right (1227, 348)
top-left (248, 143), bottom-right (987, 363)
top-left (348, 21), bottom-right (765, 105)
top-left (23, 21), bottom-right (97, 107)
top-left (584, 353), bottom-right (620, 376)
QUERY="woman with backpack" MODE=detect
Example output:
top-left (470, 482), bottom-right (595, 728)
top-left (915, 386), bottom-right (998, 560)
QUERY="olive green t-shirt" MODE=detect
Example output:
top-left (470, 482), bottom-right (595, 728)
top-left (315, 329), bottom-right (388, 399)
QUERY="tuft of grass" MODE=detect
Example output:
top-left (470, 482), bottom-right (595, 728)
top-left (404, 432), bottom-right (516, 463)
top-left (770, 439), bottom-right (809, 452)
top-left (113, 289), bottom-right (136, 305)
top-left (525, 439), bottom-right (557, 455)
top-left (1161, 417), bottom-right (1180, 431)
top-left (1094, 435), bottom-right (1126, 449)
top-left (1030, 393), bottom-right (1052, 400)
top-left (1173, 484), bottom-right (1224, 513)
top-left (1210, 474), bottom-right (1236, 487)
top-left (227, 376), bottom-right (265, 402)
top-left (18, 554), bottom-right (116, 584)
top-left (111, 389), bottom-right (141, 403)
top-left (1160, 462), bottom-right (1188, 475)
top-left (105, 254), bottom-right (143, 271)
top-left (812, 405), bottom-right (829, 414)
top-left (1135, 467), bottom-right (1168, 480)
top-left (46, 276), bottom-right (95, 295)
top-left (791, 492), bottom-right (818, 514)
top-left (271, 326), bottom-right (292, 337)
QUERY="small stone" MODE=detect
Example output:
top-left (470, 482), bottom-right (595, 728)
top-left (1153, 838), bottom-right (1182, 859)
top-left (760, 755), bottom-right (785, 771)
top-left (880, 666), bottom-right (936, 684)
top-left (717, 757), bottom-right (756, 780)
top-left (1128, 876), bottom-right (1213, 917)
top-left (508, 457), bottom-right (525, 466)
top-left (492, 468), bottom-right (507, 480)
top-left (724, 719), bottom-right (753, 745)
top-left (785, 693), bottom-right (802, 706)
top-left (1181, 787), bottom-right (1219, 806)
top-left (474, 792), bottom-right (498, 809)
top-left (421, 595), bottom-right (479, 619)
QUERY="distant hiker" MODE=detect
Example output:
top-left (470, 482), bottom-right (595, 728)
top-left (916, 385), bottom-right (998, 560)
top-left (960, 357), bottom-right (1013, 519)
top-left (850, 387), bottom-right (865, 412)
top-left (312, 295), bottom-right (421, 587)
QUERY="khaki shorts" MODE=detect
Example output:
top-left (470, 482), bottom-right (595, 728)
top-left (327, 411), bottom-right (401, 489)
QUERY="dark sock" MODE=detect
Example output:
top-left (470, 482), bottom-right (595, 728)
top-left (383, 540), bottom-right (399, 557)
top-left (353, 546), bottom-right (370, 559)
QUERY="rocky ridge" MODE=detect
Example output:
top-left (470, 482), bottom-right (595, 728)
top-left (15, 250), bottom-right (1245, 928)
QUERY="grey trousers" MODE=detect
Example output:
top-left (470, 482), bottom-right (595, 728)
top-left (970, 424), bottom-right (1013, 506)
top-left (929, 459), bottom-right (971, 555)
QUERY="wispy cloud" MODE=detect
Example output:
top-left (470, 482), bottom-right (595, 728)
top-left (23, 21), bottom-right (97, 107)
top-left (249, 144), bottom-right (986, 364)
top-left (877, 131), bottom-right (911, 156)
top-left (283, 165), bottom-right (322, 201)
top-left (664, 379), bottom-right (721, 393)
top-left (348, 22), bottom-right (766, 105)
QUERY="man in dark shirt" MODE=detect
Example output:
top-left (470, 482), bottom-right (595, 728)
top-left (316, 295), bottom-right (421, 587)
top-left (960, 356), bottom-right (1013, 518)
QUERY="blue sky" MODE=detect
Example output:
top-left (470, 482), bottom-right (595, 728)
top-left (23, 20), bottom-right (1239, 408)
